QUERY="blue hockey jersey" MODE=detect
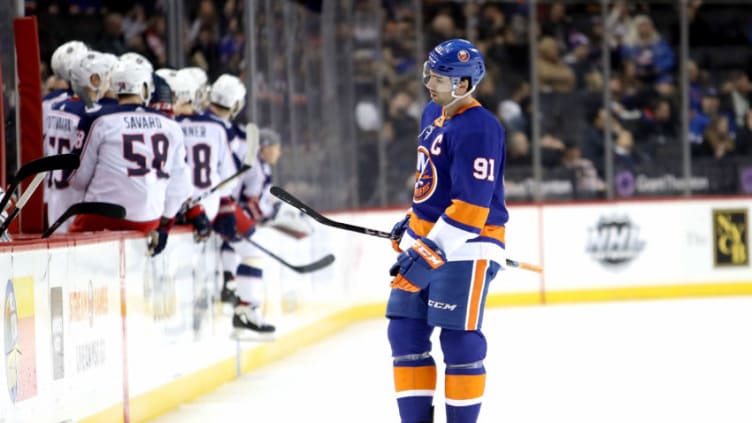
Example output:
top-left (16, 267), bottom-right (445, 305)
top-left (402, 99), bottom-right (508, 264)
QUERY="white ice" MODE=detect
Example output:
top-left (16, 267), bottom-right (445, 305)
top-left (149, 297), bottom-right (752, 423)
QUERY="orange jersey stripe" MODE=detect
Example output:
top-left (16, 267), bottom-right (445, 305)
top-left (433, 99), bottom-right (481, 128)
top-left (393, 365), bottom-right (437, 392)
top-left (466, 260), bottom-right (487, 330)
top-left (407, 212), bottom-right (506, 245)
top-left (445, 199), bottom-right (489, 230)
top-left (445, 374), bottom-right (487, 401)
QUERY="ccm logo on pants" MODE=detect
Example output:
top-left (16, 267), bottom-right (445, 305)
top-left (428, 300), bottom-right (457, 311)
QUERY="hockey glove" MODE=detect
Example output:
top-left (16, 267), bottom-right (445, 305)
top-left (389, 237), bottom-right (446, 292)
top-left (148, 217), bottom-right (174, 257)
top-left (213, 197), bottom-right (238, 241)
top-left (185, 204), bottom-right (211, 242)
top-left (389, 214), bottom-right (410, 253)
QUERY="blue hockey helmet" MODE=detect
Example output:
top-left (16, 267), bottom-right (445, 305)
top-left (424, 39), bottom-right (486, 92)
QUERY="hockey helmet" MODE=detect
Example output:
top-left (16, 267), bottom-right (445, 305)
top-left (423, 38), bottom-right (485, 95)
top-left (70, 51), bottom-right (112, 103)
top-left (181, 67), bottom-right (210, 111)
top-left (110, 59), bottom-right (153, 105)
top-left (51, 40), bottom-right (88, 81)
top-left (210, 74), bottom-right (246, 118)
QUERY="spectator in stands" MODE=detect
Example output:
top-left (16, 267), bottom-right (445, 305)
top-left (560, 145), bottom-right (604, 196)
top-left (690, 87), bottom-right (722, 148)
top-left (541, 1), bottom-right (574, 52)
top-left (219, 16), bottom-right (244, 75)
top-left (606, 0), bottom-right (633, 50)
top-left (540, 133), bottom-right (568, 168)
top-left (700, 115), bottom-right (736, 159)
top-left (497, 79), bottom-right (529, 133)
top-left (584, 107), bottom-right (644, 176)
top-left (720, 70), bottom-right (752, 129)
top-left (190, 25), bottom-right (220, 79)
top-left (426, 12), bottom-right (459, 52)
top-left (478, 4), bottom-right (506, 41)
top-left (537, 36), bottom-right (575, 93)
top-left (563, 32), bottom-right (596, 90)
top-left (95, 12), bottom-right (127, 55)
top-left (736, 109), bottom-right (752, 156)
top-left (688, 59), bottom-right (704, 114)
top-left (122, 4), bottom-right (147, 46)
top-left (636, 97), bottom-right (679, 158)
top-left (144, 16), bottom-right (167, 68)
top-left (189, 0), bottom-right (219, 47)
top-left (506, 131), bottom-right (531, 168)
top-left (621, 14), bottom-right (675, 84)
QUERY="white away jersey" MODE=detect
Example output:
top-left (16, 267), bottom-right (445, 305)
top-left (70, 104), bottom-right (192, 222)
top-left (176, 112), bottom-right (237, 220)
top-left (240, 156), bottom-right (276, 219)
top-left (44, 98), bottom-right (106, 232)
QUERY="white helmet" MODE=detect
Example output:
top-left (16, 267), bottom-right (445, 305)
top-left (168, 71), bottom-right (200, 106)
top-left (70, 51), bottom-right (112, 103)
top-left (155, 68), bottom-right (178, 82)
top-left (119, 52), bottom-right (154, 72)
top-left (100, 53), bottom-right (120, 72)
top-left (51, 40), bottom-right (88, 81)
top-left (181, 67), bottom-right (210, 111)
top-left (111, 59), bottom-right (153, 105)
top-left (119, 52), bottom-right (155, 99)
top-left (210, 74), bottom-right (246, 118)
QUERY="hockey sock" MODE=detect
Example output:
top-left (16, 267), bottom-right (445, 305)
top-left (220, 241), bottom-right (238, 277)
top-left (388, 318), bottom-right (436, 423)
top-left (394, 355), bottom-right (437, 423)
top-left (236, 261), bottom-right (264, 307)
top-left (440, 329), bottom-right (487, 423)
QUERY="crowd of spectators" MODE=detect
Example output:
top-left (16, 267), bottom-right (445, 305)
top-left (20, 0), bottom-right (752, 203)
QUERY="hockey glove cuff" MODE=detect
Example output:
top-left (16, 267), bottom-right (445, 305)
top-left (389, 237), bottom-right (446, 291)
top-left (390, 214), bottom-right (410, 253)
top-left (148, 217), bottom-right (175, 257)
top-left (213, 197), bottom-right (238, 241)
top-left (186, 205), bottom-right (211, 242)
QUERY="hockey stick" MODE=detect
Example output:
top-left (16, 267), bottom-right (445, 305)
top-left (0, 173), bottom-right (48, 235)
top-left (270, 186), bottom-right (543, 273)
top-left (0, 154), bottom-right (80, 215)
top-left (42, 202), bottom-right (126, 238)
top-left (182, 123), bottom-right (260, 212)
top-left (246, 237), bottom-right (335, 273)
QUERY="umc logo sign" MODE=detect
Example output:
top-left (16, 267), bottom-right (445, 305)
top-left (586, 215), bottom-right (645, 266)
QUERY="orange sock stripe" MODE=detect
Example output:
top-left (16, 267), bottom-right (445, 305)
top-left (393, 365), bottom-right (437, 392)
top-left (445, 374), bottom-right (486, 401)
top-left (466, 260), bottom-right (488, 330)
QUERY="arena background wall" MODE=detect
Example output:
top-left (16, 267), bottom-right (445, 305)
top-left (0, 197), bottom-right (750, 422)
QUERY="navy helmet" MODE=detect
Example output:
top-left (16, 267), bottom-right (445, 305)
top-left (424, 39), bottom-right (486, 91)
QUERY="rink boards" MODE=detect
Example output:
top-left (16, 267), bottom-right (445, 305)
top-left (0, 196), bottom-right (750, 422)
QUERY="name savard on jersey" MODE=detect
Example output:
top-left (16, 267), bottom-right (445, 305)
top-left (122, 115), bottom-right (164, 130)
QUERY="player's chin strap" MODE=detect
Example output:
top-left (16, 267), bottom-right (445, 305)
top-left (445, 84), bottom-right (478, 109)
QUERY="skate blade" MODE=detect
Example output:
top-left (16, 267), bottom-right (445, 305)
top-left (231, 329), bottom-right (276, 342)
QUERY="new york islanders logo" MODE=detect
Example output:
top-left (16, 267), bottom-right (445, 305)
top-left (457, 50), bottom-right (470, 62)
top-left (414, 146), bottom-right (437, 203)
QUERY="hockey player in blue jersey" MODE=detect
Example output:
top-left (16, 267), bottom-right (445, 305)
top-left (386, 39), bottom-right (508, 423)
